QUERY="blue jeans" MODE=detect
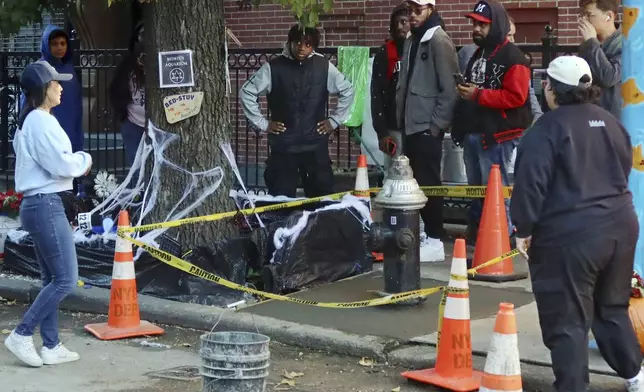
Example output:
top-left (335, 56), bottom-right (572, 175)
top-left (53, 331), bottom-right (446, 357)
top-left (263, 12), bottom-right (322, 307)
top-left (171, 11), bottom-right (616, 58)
top-left (120, 119), bottom-right (145, 168)
top-left (15, 193), bottom-right (78, 349)
top-left (463, 134), bottom-right (518, 235)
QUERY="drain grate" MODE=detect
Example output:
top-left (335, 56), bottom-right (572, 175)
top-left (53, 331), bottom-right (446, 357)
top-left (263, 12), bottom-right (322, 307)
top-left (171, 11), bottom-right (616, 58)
top-left (146, 365), bottom-right (201, 381)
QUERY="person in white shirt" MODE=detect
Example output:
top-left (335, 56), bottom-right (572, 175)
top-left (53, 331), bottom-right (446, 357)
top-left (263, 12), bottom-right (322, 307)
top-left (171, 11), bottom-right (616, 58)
top-left (4, 60), bottom-right (92, 368)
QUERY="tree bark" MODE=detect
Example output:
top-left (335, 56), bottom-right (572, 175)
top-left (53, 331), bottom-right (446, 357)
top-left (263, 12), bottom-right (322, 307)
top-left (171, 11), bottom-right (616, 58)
top-left (142, 0), bottom-right (235, 248)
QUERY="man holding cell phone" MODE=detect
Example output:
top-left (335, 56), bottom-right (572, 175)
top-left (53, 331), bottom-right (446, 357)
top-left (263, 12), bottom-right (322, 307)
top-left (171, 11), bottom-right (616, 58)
top-left (451, 0), bottom-right (533, 244)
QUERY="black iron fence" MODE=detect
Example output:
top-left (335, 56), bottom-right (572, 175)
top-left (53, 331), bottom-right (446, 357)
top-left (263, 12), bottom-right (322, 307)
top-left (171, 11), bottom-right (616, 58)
top-left (1, 31), bottom-right (577, 192)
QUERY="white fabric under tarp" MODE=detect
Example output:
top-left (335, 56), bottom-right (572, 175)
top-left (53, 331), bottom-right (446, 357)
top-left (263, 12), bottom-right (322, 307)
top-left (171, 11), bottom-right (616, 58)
top-left (360, 58), bottom-right (386, 167)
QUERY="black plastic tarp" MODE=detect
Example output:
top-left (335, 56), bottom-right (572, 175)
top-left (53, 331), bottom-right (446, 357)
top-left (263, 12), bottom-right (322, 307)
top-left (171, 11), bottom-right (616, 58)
top-left (261, 207), bottom-right (373, 294)
top-left (2, 232), bottom-right (258, 307)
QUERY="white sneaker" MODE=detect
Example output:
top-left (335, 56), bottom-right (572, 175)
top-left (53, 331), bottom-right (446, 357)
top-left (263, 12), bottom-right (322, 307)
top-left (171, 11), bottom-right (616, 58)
top-left (4, 330), bottom-right (43, 367)
top-left (41, 343), bottom-right (80, 365)
top-left (419, 237), bottom-right (445, 263)
top-left (626, 370), bottom-right (644, 392)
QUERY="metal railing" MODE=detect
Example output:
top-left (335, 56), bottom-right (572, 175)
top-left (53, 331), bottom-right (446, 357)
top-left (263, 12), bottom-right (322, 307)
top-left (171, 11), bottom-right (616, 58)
top-left (0, 31), bottom-right (577, 192)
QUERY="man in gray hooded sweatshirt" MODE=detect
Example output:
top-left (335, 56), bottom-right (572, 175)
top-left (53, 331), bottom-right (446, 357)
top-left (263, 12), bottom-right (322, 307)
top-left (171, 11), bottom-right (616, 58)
top-left (578, 0), bottom-right (622, 118)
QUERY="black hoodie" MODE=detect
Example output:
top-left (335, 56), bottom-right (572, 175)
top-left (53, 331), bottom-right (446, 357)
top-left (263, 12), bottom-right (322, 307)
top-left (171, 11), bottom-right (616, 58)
top-left (451, 0), bottom-right (532, 148)
top-left (371, 7), bottom-right (408, 138)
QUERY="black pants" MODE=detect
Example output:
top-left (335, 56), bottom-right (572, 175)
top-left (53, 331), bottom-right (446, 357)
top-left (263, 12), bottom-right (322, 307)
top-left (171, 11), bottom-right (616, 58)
top-left (404, 131), bottom-right (444, 239)
top-left (530, 216), bottom-right (642, 392)
top-left (264, 144), bottom-right (334, 198)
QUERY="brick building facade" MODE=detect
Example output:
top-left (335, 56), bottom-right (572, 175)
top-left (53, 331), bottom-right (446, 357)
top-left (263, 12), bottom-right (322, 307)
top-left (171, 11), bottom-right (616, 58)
top-left (223, 0), bottom-right (584, 48)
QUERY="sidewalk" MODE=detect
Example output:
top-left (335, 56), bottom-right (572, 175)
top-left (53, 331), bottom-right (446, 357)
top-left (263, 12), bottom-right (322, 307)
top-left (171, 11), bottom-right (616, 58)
top-left (0, 242), bottom-right (624, 388)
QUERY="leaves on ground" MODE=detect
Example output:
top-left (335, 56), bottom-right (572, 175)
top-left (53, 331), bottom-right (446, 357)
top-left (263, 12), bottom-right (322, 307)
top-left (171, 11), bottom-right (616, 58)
top-left (283, 369), bottom-right (304, 379)
top-left (358, 357), bottom-right (375, 367)
top-left (1, 329), bottom-right (11, 334)
top-left (392, 387), bottom-right (401, 392)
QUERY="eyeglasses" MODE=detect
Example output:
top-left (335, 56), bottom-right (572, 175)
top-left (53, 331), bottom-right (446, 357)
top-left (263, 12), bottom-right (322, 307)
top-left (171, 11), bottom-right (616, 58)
top-left (409, 6), bottom-right (429, 15)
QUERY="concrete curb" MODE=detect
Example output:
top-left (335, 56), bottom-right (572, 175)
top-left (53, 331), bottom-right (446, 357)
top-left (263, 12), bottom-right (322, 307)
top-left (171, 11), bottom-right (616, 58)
top-left (0, 277), bottom-right (626, 391)
top-left (0, 277), bottom-right (392, 361)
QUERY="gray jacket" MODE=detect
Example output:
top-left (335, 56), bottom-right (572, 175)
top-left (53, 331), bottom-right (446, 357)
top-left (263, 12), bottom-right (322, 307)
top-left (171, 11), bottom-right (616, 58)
top-left (578, 29), bottom-right (622, 118)
top-left (396, 26), bottom-right (459, 136)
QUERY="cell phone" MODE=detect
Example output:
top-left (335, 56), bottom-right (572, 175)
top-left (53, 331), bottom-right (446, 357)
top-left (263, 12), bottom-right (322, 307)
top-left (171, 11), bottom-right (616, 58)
top-left (453, 73), bottom-right (466, 86)
top-left (387, 139), bottom-right (397, 156)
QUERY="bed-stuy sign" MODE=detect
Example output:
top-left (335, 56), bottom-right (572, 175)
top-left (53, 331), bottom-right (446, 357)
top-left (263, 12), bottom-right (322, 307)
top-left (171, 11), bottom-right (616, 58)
top-left (163, 92), bottom-right (204, 124)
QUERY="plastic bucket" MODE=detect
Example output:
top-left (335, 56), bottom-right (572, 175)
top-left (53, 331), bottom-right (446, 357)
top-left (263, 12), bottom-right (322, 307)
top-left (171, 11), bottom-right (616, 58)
top-left (199, 331), bottom-right (270, 392)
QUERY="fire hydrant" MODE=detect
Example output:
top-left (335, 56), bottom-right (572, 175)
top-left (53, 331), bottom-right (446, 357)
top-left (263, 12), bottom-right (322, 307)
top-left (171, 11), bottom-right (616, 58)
top-left (368, 155), bottom-right (428, 296)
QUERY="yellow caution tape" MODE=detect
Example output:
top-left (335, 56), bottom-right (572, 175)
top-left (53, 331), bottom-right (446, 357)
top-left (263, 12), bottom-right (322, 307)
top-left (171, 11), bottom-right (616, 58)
top-left (119, 191), bottom-right (351, 234)
top-left (120, 232), bottom-right (444, 307)
top-left (369, 186), bottom-right (513, 199)
top-left (467, 249), bottom-right (520, 276)
top-left (120, 185), bottom-right (512, 234)
top-left (117, 228), bottom-right (518, 309)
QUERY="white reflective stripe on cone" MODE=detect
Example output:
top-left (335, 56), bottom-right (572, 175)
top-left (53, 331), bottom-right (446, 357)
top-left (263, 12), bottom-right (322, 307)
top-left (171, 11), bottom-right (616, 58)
top-left (443, 296), bottom-right (471, 320)
top-left (354, 167), bottom-right (369, 191)
top-left (115, 237), bottom-right (132, 253)
top-left (448, 257), bottom-right (469, 289)
top-left (483, 333), bottom-right (521, 375)
top-left (112, 261), bottom-right (136, 280)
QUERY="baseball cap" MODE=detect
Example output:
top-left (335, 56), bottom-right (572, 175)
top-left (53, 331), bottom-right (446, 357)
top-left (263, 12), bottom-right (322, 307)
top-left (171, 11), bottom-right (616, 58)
top-left (406, 0), bottom-right (436, 6)
top-left (546, 55), bottom-right (593, 87)
top-left (20, 60), bottom-right (73, 92)
top-left (465, 1), bottom-right (492, 24)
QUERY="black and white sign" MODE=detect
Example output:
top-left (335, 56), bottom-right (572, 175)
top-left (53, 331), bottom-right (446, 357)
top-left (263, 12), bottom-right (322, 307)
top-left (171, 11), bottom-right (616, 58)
top-left (77, 212), bottom-right (91, 231)
top-left (158, 50), bottom-right (195, 88)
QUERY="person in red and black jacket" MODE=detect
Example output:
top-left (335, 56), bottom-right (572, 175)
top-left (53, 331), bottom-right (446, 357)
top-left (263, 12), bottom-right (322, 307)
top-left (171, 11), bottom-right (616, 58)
top-left (451, 0), bottom-right (532, 244)
top-left (371, 4), bottom-right (410, 169)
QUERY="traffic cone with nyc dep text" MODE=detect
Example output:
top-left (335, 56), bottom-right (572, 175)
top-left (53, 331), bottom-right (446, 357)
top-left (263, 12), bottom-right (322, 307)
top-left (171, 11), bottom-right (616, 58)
top-left (84, 211), bottom-right (164, 340)
top-left (401, 239), bottom-right (482, 391)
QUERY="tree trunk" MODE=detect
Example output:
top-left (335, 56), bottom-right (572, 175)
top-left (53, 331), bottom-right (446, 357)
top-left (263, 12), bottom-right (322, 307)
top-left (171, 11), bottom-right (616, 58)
top-left (142, 0), bottom-right (235, 248)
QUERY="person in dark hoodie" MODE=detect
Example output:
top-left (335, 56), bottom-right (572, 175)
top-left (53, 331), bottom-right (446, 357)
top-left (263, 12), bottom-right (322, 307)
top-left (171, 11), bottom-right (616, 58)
top-left (511, 55), bottom-right (644, 392)
top-left (240, 25), bottom-right (355, 198)
top-left (451, 0), bottom-right (532, 244)
top-left (371, 4), bottom-right (410, 167)
top-left (31, 25), bottom-right (84, 154)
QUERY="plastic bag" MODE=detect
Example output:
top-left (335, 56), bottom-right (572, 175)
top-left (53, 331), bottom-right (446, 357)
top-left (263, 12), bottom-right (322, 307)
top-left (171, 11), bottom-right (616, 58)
top-left (337, 46), bottom-right (371, 127)
top-left (262, 207), bottom-right (373, 294)
top-left (2, 233), bottom-right (159, 289)
top-left (139, 237), bottom-right (259, 307)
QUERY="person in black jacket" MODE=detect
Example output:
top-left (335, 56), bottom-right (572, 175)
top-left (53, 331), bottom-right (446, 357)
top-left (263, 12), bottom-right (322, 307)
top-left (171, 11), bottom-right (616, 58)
top-left (452, 0), bottom-right (533, 244)
top-left (511, 55), bottom-right (644, 392)
top-left (240, 25), bottom-right (355, 198)
top-left (371, 4), bottom-right (410, 168)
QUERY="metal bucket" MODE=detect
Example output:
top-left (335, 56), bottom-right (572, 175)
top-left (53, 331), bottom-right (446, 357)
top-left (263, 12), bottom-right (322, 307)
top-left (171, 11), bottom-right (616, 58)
top-left (441, 134), bottom-right (467, 184)
top-left (199, 331), bottom-right (270, 392)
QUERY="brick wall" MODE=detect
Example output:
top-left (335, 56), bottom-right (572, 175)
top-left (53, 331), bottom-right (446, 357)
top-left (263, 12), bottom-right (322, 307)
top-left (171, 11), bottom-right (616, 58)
top-left (224, 0), bottom-right (585, 47)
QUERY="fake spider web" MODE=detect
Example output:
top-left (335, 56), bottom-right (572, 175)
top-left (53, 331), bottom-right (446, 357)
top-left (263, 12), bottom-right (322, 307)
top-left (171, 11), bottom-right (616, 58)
top-left (85, 121), bottom-right (224, 260)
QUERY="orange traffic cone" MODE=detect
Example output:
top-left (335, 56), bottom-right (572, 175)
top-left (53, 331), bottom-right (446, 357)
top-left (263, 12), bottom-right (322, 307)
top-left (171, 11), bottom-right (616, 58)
top-left (470, 165), bottom-right (526, 282)
top-left (354, 154), bottom-right (370, 198)
top-left (402, 239), bottom-right (482, 391)
top-left (354, 154), bottom-right (382, 261)
top-left (480, 303), bottom-right (522, 392)
top-left (84, 210), bottom-right (164, 340)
